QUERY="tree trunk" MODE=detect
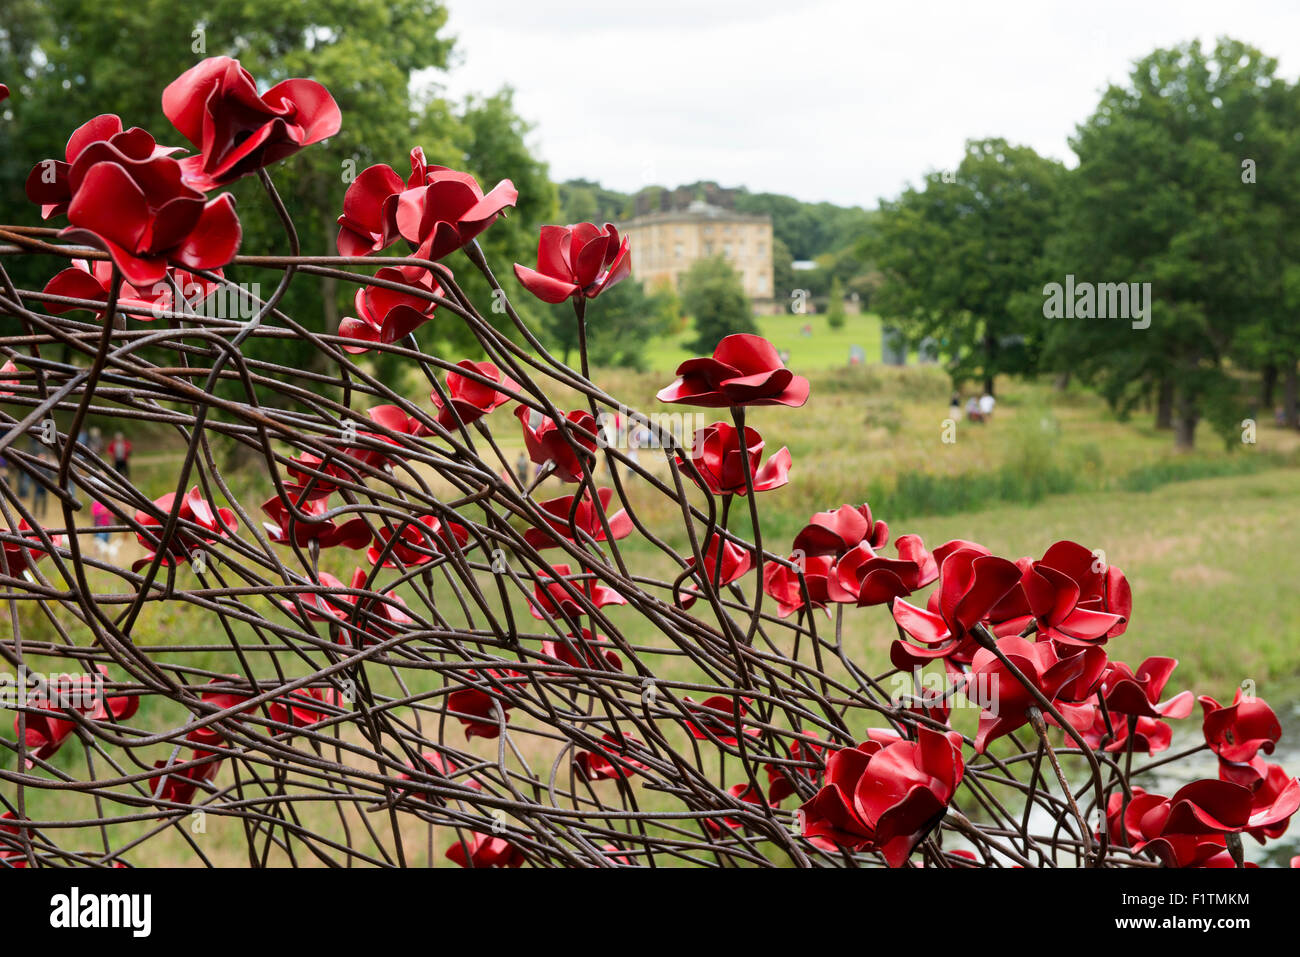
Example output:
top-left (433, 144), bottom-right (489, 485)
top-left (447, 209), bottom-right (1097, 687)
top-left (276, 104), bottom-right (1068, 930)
top-left (1053, 371), bottom-right (1071, 392)
top-left (982, 334), bottom-right (996, 398)
top-left (1155, 378), bottom-right (1174, 430)
top-left (1284, 358), bottom-right (1299, 429)
top-left (1173, 386), bottom-right (1198, 450)
top-left (1260, 362), bottom-right (1278, 411)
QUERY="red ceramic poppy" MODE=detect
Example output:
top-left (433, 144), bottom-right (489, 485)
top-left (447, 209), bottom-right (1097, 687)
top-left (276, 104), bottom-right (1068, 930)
top-left (678, 533), bottom-right (753, 608)
top-left (0, 360), bottom-right (18, 397)
top-left (889, 544), bottom-right (1023, 671)
top-left (2, 520), bottom-right (59, 578)
top-left (25, 114), bottom-right (182, 218)
top-left (513, 223), bottom-right (631, 302)
top-left (185, 678), bottom-right (253, 749)
top-left (261, 485), bottom-right (370, 550)
top-left (704, 783), bottom-right (769, 835)
top-left (431, 361), bottom-right (518, 429)
top-left (367, 513), bottom-right (469, 567)
top-left (516, 406), bottom-right (599, 482)
top-left (445, 832), bottom-right (524, 868)
top-left (799, 726), bottom-right (964, 867)
top-left (522, 488), bottom-right (633, 550)
top-left (267, 686), bottom-right (345, 730)
top-left (1220, 756), bottom-right (1300, 842)
top-left (967, 635), bottom-right (1107, 752)
top-left (1098, 657), bottom-right (1194, 721)
top-left (337, 146), bottom-right (517, 261)
top-left (0, 812), bottom-right (29, 867)
top-left (574, 733), bottom-right (647, 782)
top-left (679, 421), bottom-right (791, 496)
top-left (149, 753), bottom-right (222, 809)
top-left (762, 553), bottom-right (837, 618)
top-left (682, 695), bottom-right (759, 748)
top-left (338, 265), bottom-right (442, 352)
top-left (528, 564), bottom-right (626, 620)
top-left (397, 752), bottom-right (481, 805)
top-left (1127, 779), bottom-right (1300, 867)
top-left (1014, 541), bottom-right (1129, 646)
top-left (281, 568), bottom-right (415, 648)
top-left (133, 486), bottom-right (238, 571)
top-left (1198, 690), bottom-right (1282, 763)
top-left (42, 259), bottom-right (224, 321)
top-left (285, 438), bottom-right (394, 496)
top-left (50, 125), bottom-right (240, 287)
top-left (657, 334), bottom-right (810, 408)
top-left (832, 534), bottom-right (938, 607)
top-left (448, 671), bottom-right (519, 740)
top-left (540, 630), bottom-right (623, 673)
top-left (792, 503), bottom-right (888, 558)
top-left (162, 57), bottom-right (340, 190)
top-left (1063, 705), bottom-right (1178, 755)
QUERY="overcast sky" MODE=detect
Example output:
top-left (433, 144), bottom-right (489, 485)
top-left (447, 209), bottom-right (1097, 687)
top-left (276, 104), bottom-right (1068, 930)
top-left (431, 1), bottom-right (1300, 209)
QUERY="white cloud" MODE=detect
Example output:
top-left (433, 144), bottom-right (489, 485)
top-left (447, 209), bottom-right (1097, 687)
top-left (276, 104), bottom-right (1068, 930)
top-left (434, 0), bottom-right (1300, 207)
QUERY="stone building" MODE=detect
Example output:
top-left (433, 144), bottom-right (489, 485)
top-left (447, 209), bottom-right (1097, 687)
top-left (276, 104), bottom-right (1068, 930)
top-left (619, 200), bottom-right (775, 307)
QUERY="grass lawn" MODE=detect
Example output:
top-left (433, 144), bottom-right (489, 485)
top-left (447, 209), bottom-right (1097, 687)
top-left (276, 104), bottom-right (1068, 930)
top-left (643, 310), bottom-right (886, 373)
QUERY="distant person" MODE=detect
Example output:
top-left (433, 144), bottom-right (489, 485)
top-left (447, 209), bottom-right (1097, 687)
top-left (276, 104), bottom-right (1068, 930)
top-left (88, 427), bottom-right (105, 458)
top-left (92, 499), bottom-right (113, 549)
top-left (979, 391), bottom-right (996, 420)
top-left (778, 348), bottom-right (792, 365)
top-left (515, 452), bottom-right (529, 488)
top-left (109, 431), bottom-right (132, 478)
top-left (948, 392), bottom-right (962, 421)
top-left (627, 427), bottom-right (641, 470)
top-left (966, 397), bottom-right (982, 423)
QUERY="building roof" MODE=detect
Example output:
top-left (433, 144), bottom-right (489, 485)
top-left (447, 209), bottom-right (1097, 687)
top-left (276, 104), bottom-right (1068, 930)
top-left (619, 201), bottom-right (771, 229)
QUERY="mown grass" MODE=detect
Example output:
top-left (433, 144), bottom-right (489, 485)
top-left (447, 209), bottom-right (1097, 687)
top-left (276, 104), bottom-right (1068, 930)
top-left (643, 309), bottom-right (885, 372)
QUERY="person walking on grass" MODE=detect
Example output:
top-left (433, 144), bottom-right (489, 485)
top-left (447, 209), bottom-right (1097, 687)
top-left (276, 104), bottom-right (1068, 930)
top-left (979, 391), bottom-right (996, 421)
top-left (109, 431), bottom-right (132, 478)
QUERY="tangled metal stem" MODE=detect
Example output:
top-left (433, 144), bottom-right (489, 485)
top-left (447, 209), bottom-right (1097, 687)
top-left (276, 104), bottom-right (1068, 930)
top-left (0, 174), bottom-right (1158, 869)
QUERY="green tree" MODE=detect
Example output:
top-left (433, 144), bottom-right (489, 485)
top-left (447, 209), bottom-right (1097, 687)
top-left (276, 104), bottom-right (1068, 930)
top-left (681, 256), bottom-right (757, 353)
top-left (0, 2), bottom-right (554, 393)
top-left (1046, 38), bottom-right (1289, 448)
top-left (826, 276), bottom-right (846, 330)
top-left (541, 279), bottom-right (677, 370)
top-left (870, 138), bottom-right (1066, 395)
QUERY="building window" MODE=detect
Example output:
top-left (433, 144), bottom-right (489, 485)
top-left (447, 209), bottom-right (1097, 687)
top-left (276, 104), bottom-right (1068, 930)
top-left (723, 244), bottom-right (732, 258)
top-left (757, 275), bottom-right (768, 295)
top-left (704, 243), bottom-right (713, 254)
top-left (674, 243), bottom-right (684, 259)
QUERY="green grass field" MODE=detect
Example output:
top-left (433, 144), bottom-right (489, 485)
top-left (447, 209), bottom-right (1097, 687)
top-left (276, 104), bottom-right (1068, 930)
top-left (643, 309), bottom-right (886, 372)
